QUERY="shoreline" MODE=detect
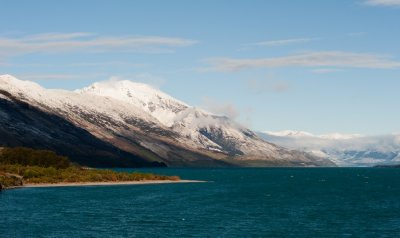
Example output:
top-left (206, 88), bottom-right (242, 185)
top-left (18, 179), bottom-right (206, 188)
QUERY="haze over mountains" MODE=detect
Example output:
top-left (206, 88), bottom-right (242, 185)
top-left (0, 75), bottom-right (334, 167)
top-left (259, 130), bottom-right (400, 167)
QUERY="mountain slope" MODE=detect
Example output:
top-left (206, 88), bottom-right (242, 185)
top-left (259, 130), bottom-right (400, 166)
top-left (0, 75), bottom-right (334, 167)
top-left (0, 90), bottom-right (163, 168)
top-left (0, 75), bottom-right (229, 167)
top-left (77, 79), bottom-right (334, 166)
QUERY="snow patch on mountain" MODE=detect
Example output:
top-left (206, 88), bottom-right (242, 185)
top-left (0, 75), bottom-right (163, 132)
top-left (171, 107), bottom-right (279, 155)
top-left (76, 78), bottom-right (188, 127)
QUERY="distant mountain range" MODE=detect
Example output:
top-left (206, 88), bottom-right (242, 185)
top-left (258, 130), bottom-right (400, 166)
top-left (0, 75), bottom-right (334, 167)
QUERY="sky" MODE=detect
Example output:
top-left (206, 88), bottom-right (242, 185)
top-left (1, 0), bottom-right (400, 135)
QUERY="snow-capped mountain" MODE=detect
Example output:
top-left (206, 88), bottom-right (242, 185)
top-left (0, 75), bottom-right (334, 167)
top-left (76, 78), bottom-right (332, 166)
top-left (76, 79), bottom-right (188, 127)
top-left (258, 130), bottom-right (400, 166)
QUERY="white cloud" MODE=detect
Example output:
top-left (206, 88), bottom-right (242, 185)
top-left (109, 73), bottom-right (166, 88)
top-left (347, 32), bottom-right (367, 37)
top-left (259, 131), bottom-right (400, 166)
top-left (66, 61), bottom-right (148, 68)
top-left (311, 68), bottom-right (344, 74)
top-left (207, 51), bottom-right (400, 71)
top-left (15, 73), bottom-right (106, 81)
top-left (364, 0), bottom-right (400, 6)
top-left (246, 78), bottom-right (291, 94)
top-left (0, 32), bottom-right (198, 59)
top-left (201, 97), bottom-right (239, 119)
top-left (0, 61), bottom-right (148, 69)
top-left (272, 81), bottom-right (291, 92)
top-left (251, 37), bottom-right (318, 47)
top-left (23, 32), bottom-right (95, 41)
top-left (200, 97), bottom-right (254, 128)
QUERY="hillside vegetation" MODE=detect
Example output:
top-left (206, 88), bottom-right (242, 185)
top-left (0, 147), bottom-right (70, 169)
top-left (0, 147), bottom-right (179, 189)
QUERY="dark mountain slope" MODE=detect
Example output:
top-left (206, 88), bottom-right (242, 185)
top-left (0, 94), bottom-right (164, 168)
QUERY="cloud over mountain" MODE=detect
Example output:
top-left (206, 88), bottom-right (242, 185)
top-left (258, 130), bottom-right (400, 166)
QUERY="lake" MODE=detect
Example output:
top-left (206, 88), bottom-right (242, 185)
top-left (1, 168), bottom-right (400, 237)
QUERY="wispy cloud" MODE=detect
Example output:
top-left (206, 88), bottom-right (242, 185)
top-left (0, 32), bottom-right (198, 59)
top-left (311, 68), bottom-right (345, 74)
top-left (66, 61), bottom-right (148, 68)
top-left (23, 32), bottom-right (95, 41)
top-left (364, 0), bottom-right (400, 6)
top-left (201, 97), bottom-right (239, 119)
top-left (246, 78), bottom-right (291, 94)
top-left (16, 73), bottom-right (107, 81)
top-left (206, 51), bottom-right (400, 72)
top-left (251, 37), bottom-right (318, 47)
top-left (108, 73), bottom-right (166, 88)
top-left (0, 61), bottom-right (148, 69)
top-left (347, 32), bottom-right (367, 37)
top-left (200, 97), bottom-right (254, 128)
top-left (272, 81), bottom-right (291, 92)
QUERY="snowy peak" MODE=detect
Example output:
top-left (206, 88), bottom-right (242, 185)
top-left (0, 74), bottom-right (43, 93)
top-left (76, 79), bottom-right (188, 126)
top-left (0, 74), bottom-right (17, 82)
top-left (77, 79), bottom-right (183, 105)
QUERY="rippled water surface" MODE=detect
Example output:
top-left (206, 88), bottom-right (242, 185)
top-left (1, 168), bottom-right (400, 237)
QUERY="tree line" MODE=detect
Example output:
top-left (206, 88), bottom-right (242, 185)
top-left (0, 147), bottom-right (70, 169)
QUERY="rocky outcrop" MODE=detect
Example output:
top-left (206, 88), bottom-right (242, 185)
top-left (0, 173), bottom-right (23, 189)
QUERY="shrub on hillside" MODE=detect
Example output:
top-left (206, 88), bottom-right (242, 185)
top-left (0, 147), bottom-right (70, 169)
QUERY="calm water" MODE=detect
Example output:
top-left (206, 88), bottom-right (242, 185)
top-left (1, 168), bottom-right (400, 237)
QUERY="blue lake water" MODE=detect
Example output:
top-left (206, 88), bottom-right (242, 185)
top-left (1, 168), bottom-right (400, 237)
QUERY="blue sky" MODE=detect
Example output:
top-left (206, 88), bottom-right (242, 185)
top-left (1, 0), bottom-right (400, 135)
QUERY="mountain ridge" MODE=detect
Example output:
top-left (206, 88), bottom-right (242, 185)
top-left (0, 75), bottom-right (334, 167)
